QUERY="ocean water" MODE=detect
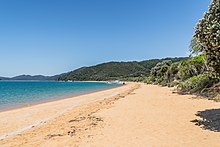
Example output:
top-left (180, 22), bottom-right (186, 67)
top-left (0, 81), bottom-right (121, 111)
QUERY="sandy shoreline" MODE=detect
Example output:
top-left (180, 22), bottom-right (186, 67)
top-left (1, 82), bottom-right (220, 146)
top-left (0, 83), bottom-right (133, 140)
top-left (0, 84), bottom-right (122, 113)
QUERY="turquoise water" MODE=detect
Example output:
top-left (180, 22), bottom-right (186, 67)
top-left (0, 81), bottom-right (121, 111)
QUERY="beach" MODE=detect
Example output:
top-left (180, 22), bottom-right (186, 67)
top-left (1, 82), bottom-right (220, 146)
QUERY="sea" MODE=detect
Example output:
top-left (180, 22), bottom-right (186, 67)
top-left (0, 81), bottom-right (121, 111)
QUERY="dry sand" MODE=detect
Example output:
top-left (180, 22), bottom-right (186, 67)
top-left (1, 83), bottom-right (220, 146)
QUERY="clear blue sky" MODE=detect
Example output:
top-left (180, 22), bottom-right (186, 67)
top-left (0, 0), bottom-right (210, 77)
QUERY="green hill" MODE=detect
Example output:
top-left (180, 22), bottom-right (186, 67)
top-left (58, 57), bottom-right (187, 81)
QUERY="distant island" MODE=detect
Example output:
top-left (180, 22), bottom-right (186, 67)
top-left (0, 74), bottom-right (60, 81)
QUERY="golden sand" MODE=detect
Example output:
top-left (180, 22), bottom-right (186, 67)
top-left (1, 83), bottom-right (220, 146)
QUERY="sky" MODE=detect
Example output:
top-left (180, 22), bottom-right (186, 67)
top-left (0, 0), bottom-right (211, 77)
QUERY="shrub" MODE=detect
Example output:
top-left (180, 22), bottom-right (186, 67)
top-left (177, 54), bottom-right (206, 81)
top-left (150, 60), bottom-right (172, 84)
top-left (164, 62), bottom-right (179, 83)
top-left (200, 82), bottom-right (220, 99)
top-left (178, 73), bottom-right (213, 93)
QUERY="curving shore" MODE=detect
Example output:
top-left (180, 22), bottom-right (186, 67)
top-left (1, 82), bottom-right (220, 146)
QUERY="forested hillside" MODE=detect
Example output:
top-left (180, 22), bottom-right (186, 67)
top-left (58, 57), bottom-right (187, 81)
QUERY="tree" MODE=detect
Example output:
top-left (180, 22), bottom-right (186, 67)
top-left (194, 0), bottom-right (220, 78)
top-left (190, 36), bottom-right (202, 55)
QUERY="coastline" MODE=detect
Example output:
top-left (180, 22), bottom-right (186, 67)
top-left (1, 83), bottom-right (220, 146)
top-left (0, 82), bottom-right (134, 141)
top-left (0, 82), bottom-right (122, 113)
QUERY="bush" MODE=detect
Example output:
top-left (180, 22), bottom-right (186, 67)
top-left (164, 62), bottom-right (179, 83)
top-left (150, 60), bottom-right (172, 84)
top-left (178, 73), bottom-right (213, 93)
top-left (200, 82), bottom-right (220, 99)
top-left (177, 54), bottom-right (206, 81)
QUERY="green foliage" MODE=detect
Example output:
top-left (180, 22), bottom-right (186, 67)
top-left (145, 0), bottom-right (219, 97)
top-left (148, 55), bottom-right (206, 84)
top-left (165, 62), bottom-right (179, 82)
top-left (139, 57), bottom-right (187, 73)
top-left (194, 0), bottom-right (220, 77)
top-left (177, 54), bottom-right (206, 81)
top-left (147, 54), bottom-right (211, 91)
top-left (199, 81), bottom-right (220, 99)
top-left (190, 37), bottom-right (202, 55)
top-left (58, 57), bottom-right (187, 81)
top-left (178, 73), bottom-right (213, 93)
top-left (149, 60), bottom-right (172, 84)
top-left (190, 54), bottom-right (206, 63)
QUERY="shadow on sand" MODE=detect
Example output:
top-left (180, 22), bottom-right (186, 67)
top-left (191, 108), bottom-right (220, 132)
